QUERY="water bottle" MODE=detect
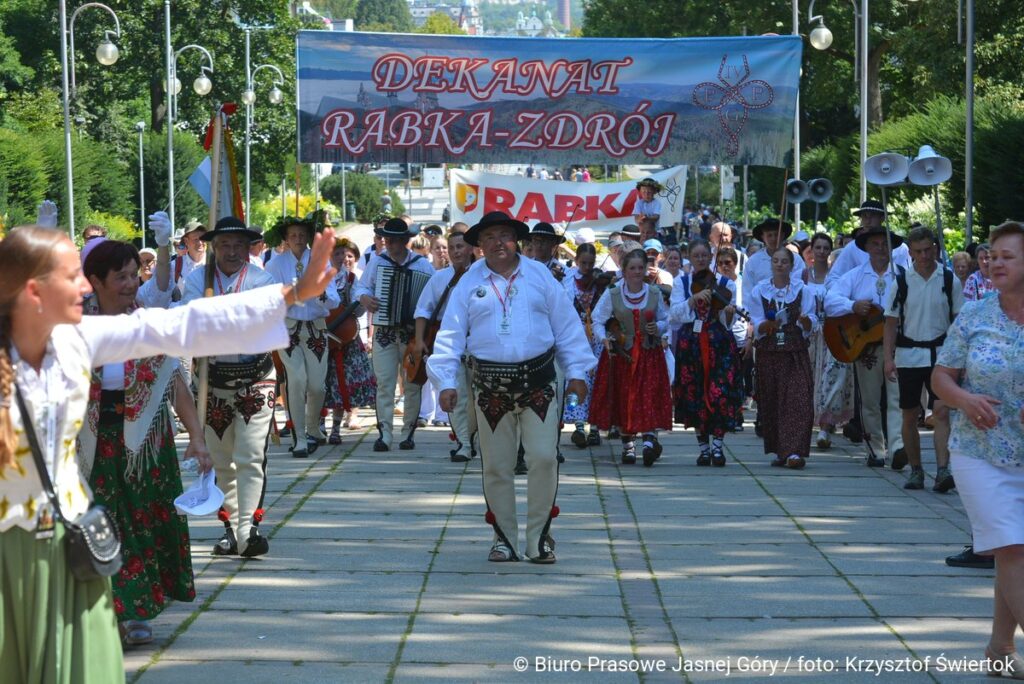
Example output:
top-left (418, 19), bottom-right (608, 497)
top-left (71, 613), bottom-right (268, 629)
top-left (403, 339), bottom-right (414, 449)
top-left (566, 392), bottom-right (580, 409)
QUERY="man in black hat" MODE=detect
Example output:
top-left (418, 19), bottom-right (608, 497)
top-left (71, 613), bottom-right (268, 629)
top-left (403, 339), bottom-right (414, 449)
top-left (180, 216), bottom-right (280, 557)
top-left (265, 216), bottom-right (342, 458)
top-left (527, 222), bottom-right (568, 275)
top-left (354, 217), bottom-right (436, 451)
top-left (825, 225), bottom-right (907, 467)
top-left (428, 211), bottom-right (594, 564)
top-left (741, 219), bottom-right (805, 306)
top-left (826, 200), bottom-right (910, 287)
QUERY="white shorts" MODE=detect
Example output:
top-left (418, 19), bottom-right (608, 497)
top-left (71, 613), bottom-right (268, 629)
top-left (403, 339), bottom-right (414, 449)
top-left (951, 452), bottom-right (1024, 554)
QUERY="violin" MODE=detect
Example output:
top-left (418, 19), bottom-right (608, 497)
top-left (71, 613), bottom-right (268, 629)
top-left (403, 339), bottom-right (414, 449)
top-left (690, 269), bottom-right (751, 322)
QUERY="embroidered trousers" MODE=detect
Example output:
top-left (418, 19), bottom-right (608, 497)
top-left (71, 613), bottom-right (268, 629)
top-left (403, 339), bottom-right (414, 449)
top-left (475, 379), bottom-right (559, 560)
top-left (205, 376), bottom-right (275, 553)
top-left (854, 351), bottom-right (904, 460)
top-left (371, 327), bottom-right (422, 445)
top-left (280, 318), bottom-right (329, 447)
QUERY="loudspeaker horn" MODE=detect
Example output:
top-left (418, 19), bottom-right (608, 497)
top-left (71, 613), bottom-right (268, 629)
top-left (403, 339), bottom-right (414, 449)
top-left (786, 179), bottom-right (809, 204)
top-left (908, 145), bottom-right (953, 186)
top-left (864, 152), bottom-right (910, 186)
top-left (808, 178), bottom-right (833, 203)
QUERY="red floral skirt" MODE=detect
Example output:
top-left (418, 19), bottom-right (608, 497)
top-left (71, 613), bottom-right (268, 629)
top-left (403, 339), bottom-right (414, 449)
top-left (589, 346), bottom-right (672, 434)
top-left (673, 321), bottom-right (744, 435)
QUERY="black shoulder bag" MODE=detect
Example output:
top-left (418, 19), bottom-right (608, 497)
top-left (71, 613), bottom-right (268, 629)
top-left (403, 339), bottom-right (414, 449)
top-left (15, 386), bottom-right (122, 581)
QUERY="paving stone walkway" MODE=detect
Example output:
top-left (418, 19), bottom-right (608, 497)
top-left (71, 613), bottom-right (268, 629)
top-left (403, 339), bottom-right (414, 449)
top-left (123, 410), bottom-right (1002, 683)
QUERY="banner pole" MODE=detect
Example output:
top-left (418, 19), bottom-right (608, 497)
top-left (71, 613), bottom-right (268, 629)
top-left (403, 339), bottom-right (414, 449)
top-left (196, 106), bottom-right (224, 426)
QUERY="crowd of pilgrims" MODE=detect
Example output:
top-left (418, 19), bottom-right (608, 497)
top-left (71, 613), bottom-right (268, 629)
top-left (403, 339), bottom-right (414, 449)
top-left (9, 190), bottom-right (998, 656)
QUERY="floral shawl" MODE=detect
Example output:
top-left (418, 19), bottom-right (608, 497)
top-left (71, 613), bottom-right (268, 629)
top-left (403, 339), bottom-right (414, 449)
top-left (76, 294), bottom-right (182, 480)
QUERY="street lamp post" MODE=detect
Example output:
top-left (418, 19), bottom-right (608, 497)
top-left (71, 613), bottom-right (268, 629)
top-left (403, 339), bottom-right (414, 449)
top-left (241, 26), bottom-right (285, 221)
top-left (59, 0), bottom-right (122, 241)
top-left (164, 0), bottom-right (214, 232)
top-left (136, 121), bottom-right (146, 248)
top-left (792, 0), bottom-right (801, 231)
top-left (807, 0), bottom-right (869, 205)
top-left (964, 0), bottom-right (975, 243)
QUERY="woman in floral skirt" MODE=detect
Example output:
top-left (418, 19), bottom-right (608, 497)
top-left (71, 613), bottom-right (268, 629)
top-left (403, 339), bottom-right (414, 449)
top-left (561, 243), bottom-right (606, 448)
top-left (324, 238), bottom-right (377, 443)
top-left (669, 239), bottom-right (745, 466)
top-left (80, 239), bottom-right (211, 646)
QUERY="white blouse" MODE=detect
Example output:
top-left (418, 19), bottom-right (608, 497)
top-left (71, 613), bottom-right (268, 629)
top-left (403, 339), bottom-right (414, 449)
top-left (1, 285), bottom-right (289, 532)
top-left (748, 279), bottom-right (818, 339)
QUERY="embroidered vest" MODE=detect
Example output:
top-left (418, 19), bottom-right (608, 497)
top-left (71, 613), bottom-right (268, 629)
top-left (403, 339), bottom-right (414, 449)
top-left (609, 285), bottom-right (659, 351)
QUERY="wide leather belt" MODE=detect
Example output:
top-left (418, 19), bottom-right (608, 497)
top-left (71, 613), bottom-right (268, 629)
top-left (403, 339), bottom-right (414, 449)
top-left (468, 348), bottom-right (556, 395)
top-left (208, 354), bottom-right (274, 391)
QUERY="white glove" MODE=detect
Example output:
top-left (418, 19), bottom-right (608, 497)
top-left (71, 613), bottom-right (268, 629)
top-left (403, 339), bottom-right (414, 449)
top-left (149, 211), bottom-right (173, 247)
top-left (36, 200), bottom-right (58, 229)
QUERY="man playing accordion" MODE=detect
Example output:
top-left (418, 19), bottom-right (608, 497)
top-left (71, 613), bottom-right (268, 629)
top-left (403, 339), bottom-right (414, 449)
top-left (355, 218), bottom-right (436, 451)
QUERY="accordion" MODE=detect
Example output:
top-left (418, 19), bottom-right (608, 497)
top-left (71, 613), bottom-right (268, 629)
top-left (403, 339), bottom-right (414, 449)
top-left (372, 264), bottom-right (431, 328)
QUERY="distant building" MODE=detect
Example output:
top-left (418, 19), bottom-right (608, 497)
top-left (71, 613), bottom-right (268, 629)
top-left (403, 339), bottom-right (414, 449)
top-left (407, 0), bottom-right (483, 34)
top-left (558, 0), bottom-right (570, 30)
top-left (514, 6), bottom-right (560, 37)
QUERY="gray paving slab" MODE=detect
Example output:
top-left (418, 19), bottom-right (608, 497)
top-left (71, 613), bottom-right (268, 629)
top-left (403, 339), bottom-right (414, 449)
top-left (648, 543), bottom-right (837, 577)
top-left (849, 574), bottom-right (994, 618)
top-left (399, 613), bottom-right (634, 665)
top-left (658, 575), bottom-right (873, 618)
top-left (159, 610), bottom-right (407, 663)
top-left (136, 660), bottom-right (388, 683)
top-left (818, 543), bottom-right (992, 577)
top-left (629, 516), bottom-right (807, 545)
top-left (253, 538), bottom-right (438, 572)
top-left (795, 515), bottom-right (971, 544)
top-left (771, 494), bottom-right (943, 519)
top-left (211, 571), bottom-right (425, 613)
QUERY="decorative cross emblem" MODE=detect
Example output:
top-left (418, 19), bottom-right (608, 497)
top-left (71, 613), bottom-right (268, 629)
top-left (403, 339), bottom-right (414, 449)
top-left (659, 178), bottom-right (682, 213)
top-left (692, 55), bottom-right (775, 156)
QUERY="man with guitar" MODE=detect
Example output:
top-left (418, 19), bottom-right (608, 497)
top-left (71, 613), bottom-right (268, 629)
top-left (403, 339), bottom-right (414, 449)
top-left (410, 228), bottom-right (475, 462)
top-left (825, 226), bottom-right (906, 468)
top-left (355, 218), bottom-right (436, 452)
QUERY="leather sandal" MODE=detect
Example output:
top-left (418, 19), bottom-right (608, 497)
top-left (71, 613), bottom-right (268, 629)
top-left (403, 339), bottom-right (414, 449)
top-left (529, 538), bottom-right (556, 564)
top-left (785, 455), bottom-right (806, 470)
top-left (487, 542), bottom-right (518, 562)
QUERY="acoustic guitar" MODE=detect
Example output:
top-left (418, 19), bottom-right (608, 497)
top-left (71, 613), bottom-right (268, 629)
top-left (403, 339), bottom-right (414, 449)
top-left (823, 305), bottom-right (886, 363)
top-left (402, 267), bottom-right (466, 386)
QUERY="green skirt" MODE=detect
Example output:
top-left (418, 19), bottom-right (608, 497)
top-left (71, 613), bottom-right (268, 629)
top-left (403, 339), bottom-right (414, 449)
top-left (0, 523), bottom-right (124, 684)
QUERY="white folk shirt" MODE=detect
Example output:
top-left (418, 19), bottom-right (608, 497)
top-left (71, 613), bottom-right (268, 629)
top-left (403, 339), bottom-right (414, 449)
top-left (415, 265), bottom-right (463, 321)
top-left (180, 263), bottom-right (279, 364)
top-left (741, 248), bottom-right (804, 305)
top-left (591, 284), bottom-right (669, 341)
top-left (1, 286), bottom-right (290, 532)
top-left (826, 241), bottom-right (911, 288)
top-left (264, 248), bottom-right (341, 320)
top-left (884, 264), bottom-right (964, 368)
top-left (174, 252), bottom-right (204, 294)
top-left (353, 250), bottom-right (436, 320)
top-left (748, 280), bottom-right (818, 339)
top-left (825, 261), bottom-right (897, 318)
top-left (427, 256), bottom-right (596, 392)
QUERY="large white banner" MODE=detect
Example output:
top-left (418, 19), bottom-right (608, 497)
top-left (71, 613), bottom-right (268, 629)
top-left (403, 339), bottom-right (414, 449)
top-left (450, 166), bottom-right (687, 236)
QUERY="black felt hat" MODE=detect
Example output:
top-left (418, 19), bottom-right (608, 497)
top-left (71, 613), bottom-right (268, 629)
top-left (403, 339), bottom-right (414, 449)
top-left (752, 218), bottom-right (793, 242)
top-left (201, 216), bottom-right (264, 242)
top-left (855, 225), bottom-right (904, 251)
top-left (529, 221), bottom-right (566, 245)
top-left (464, 211), bottom-right (529, 247)
top-left (374, 217), bottom-right (416, 238)
top-left (853, 199), bottom-right (886, 217)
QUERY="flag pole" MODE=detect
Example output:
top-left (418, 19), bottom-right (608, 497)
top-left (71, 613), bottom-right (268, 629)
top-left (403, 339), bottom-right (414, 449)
top-left (196, 105), bottom-right (224, 426)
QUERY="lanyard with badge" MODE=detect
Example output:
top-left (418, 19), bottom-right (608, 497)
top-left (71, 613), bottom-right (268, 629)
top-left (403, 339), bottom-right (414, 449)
top-left (489, 272), bottom-right (519, 335)
top-left (215, 263), bottom-right (248, 295)
top-left (773, 284), bottom-right (790, 348)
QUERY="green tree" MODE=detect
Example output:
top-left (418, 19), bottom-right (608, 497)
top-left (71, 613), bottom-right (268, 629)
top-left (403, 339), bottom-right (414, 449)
top-left (416, 12), bottom-right (466, 35)
top-left (355, 0), bottom-right (413, 32)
